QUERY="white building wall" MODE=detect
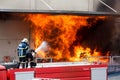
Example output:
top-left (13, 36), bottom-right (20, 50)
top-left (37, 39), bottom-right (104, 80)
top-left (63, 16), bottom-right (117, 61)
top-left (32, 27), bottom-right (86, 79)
top-left (35, 0), bottom-right (94, 11)
top-left (0, 0), bottom-right (94, 11)
top-left (0, 0), bottom-right (31, 10)
top-left (0, 0), bottom-right (119, 12)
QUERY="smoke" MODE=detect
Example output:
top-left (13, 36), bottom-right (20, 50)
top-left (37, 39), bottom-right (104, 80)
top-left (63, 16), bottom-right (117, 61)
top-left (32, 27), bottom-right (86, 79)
top-left (70, 17), bottom-right (114, 56)
top-left (96, 0), bottom-right (120, 63)
top-left (97, 0), bottom-right (120, 54)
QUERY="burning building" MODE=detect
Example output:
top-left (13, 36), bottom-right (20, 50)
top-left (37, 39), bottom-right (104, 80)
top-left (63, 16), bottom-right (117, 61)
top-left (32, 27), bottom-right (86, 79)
top-left (0, 11), bottom-right (120, 63)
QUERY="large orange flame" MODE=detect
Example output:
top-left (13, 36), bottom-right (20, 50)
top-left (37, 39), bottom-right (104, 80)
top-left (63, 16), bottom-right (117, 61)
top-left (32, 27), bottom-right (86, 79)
top-left (25, 14), bottom-right (109, 62)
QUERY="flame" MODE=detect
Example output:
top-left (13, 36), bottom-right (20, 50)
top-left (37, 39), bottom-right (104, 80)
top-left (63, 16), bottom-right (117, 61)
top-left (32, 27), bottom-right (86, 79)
top-left (69, 46), bottom-right (109, 62)
top-left (25, 14), bottom-right (109, 62)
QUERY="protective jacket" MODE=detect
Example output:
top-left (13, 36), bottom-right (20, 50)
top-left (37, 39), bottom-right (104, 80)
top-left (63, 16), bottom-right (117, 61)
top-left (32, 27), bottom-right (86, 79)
top-left (17, 42), bottom-right (29, 57)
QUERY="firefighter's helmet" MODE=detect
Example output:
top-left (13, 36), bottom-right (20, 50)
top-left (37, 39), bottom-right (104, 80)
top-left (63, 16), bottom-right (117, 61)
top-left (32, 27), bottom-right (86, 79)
top-left (21, 38), bottom-right (28, 43)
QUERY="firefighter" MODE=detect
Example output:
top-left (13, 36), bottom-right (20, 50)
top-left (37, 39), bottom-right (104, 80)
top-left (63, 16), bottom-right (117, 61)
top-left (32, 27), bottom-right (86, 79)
top-left (26, 49), bottom-right (37, 68)
top-left (17, 38), bottom-right (29, 68)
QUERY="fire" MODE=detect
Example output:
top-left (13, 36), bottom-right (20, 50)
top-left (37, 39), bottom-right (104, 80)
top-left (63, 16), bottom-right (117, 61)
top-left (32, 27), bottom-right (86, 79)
top-left (25, 13), bottom-right (109, 62)
top-left (69, 46), bottom-right (109, 62)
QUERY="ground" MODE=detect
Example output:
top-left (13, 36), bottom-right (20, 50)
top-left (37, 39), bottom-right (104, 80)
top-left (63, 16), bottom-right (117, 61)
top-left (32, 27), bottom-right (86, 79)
top-left (108, 72), bottom-right (120, 80)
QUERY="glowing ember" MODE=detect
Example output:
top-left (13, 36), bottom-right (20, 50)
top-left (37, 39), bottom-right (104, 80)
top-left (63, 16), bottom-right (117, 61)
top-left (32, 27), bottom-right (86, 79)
top-left (25, 14), bottom-right (109, 62)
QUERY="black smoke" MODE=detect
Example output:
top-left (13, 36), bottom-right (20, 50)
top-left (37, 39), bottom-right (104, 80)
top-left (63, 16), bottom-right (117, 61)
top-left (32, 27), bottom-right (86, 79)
top-left (97, 0), bottom-right (120, 63)
top-left (70, 16), bottom-right (117, 56)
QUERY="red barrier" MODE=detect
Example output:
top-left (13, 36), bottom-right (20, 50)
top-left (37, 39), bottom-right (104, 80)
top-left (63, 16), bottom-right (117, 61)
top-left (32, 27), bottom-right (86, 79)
top-left (0, 65), bottom-right (7, 80)
top-left (7, 64), bottom-right (107, 80)
top-left (35, 66), bottom-right (91, 78)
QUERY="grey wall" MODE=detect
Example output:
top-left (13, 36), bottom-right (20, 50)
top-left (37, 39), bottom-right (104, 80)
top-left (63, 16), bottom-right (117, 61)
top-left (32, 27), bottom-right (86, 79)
top-left (0, 19), bottom-right (30, 61)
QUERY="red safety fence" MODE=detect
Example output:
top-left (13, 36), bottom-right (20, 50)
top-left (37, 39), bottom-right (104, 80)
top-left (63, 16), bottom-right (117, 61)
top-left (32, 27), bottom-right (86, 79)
top-left (6, 64), bottom-right (107, 80)
top-left (0, 65), bottom-right (7, 80)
